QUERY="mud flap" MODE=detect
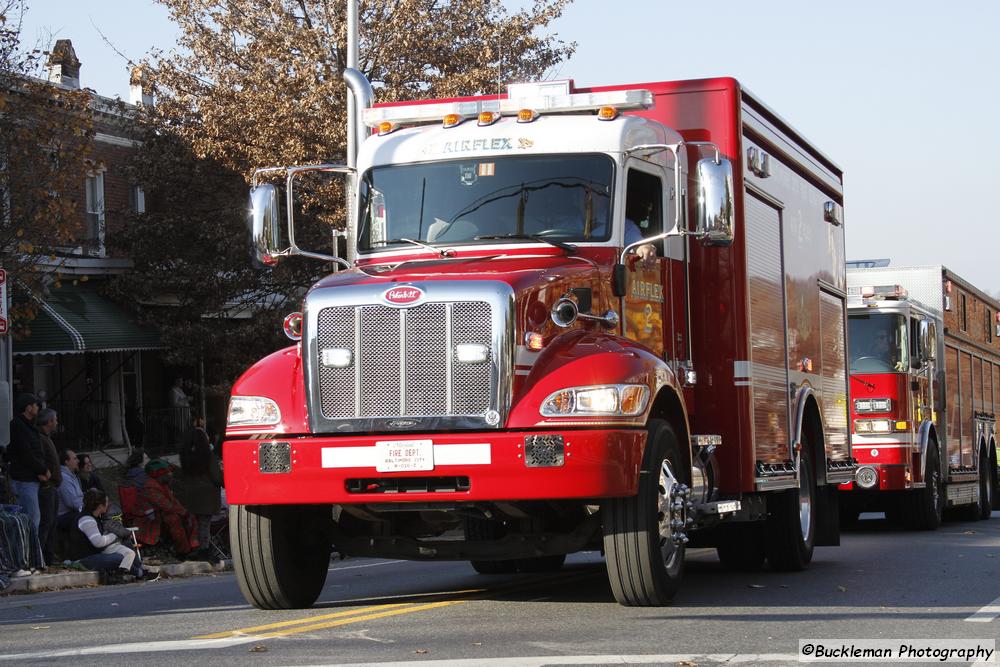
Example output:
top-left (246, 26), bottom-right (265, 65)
top-left (814, 483), bottom-right (840, 547)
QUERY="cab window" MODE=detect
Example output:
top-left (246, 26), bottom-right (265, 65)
top-left (623, 168), bottom-right (663, 250)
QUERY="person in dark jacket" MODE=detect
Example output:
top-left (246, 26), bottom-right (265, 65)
top-left (178, 415), bottom-right (223, 559)
top-left (77, 453), bottom-right (106, 494)
top-left (36, 408), bottom-right (62, 565)
top-left (121, 449), bottom-right (149, 488)
top-left (7, 393), bottom-right (49, 530)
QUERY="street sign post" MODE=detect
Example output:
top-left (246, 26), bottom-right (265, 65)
top-left (0, 268), bottom-right (7, 334)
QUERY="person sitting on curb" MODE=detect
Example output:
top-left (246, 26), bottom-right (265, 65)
top-left (134, 459), bottom-right (201, 558)
top-left (67, 488), bottom-right (153, 581)
top-left (56, 448), bottom-right (84, 531)
top-left (121, 449), bottom-right (149, 488)
top-left (77, 454), bottom-right (106, 494)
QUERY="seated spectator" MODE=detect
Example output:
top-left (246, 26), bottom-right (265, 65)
top-left (77, 453), bottom-right (106, 494)
top-left (178, 415), bottom-right (223, 561)
top-left (67, 488), bottom-right (152, 580)
top-left (56, 448), bottom-right (84, 530)
top-left (121, 449), bottom-right (149, 488)
top-left (134, 459), bottom-right (200, 557)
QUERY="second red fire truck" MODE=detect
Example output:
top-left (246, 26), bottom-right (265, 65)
top-left (224, 71), bottom-right (855, 609)
top-left (841, 265), bottom-right (1000, 527)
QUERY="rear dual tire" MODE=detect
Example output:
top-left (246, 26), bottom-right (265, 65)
top-left (905, 441), bottom-right (943, 530)
top-left (765, 439), bottom-right (817, 571)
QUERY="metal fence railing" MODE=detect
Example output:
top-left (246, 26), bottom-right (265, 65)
top-left (47, 402), bottom-right (189, 454)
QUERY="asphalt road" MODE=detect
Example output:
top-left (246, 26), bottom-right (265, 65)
top-left (1, 512), bottom-right (998, 667)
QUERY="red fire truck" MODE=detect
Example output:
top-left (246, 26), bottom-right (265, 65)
top-left (225, 71), bottom-right (855, 609)
top-left (841, 266), bottom-right (1000, 528)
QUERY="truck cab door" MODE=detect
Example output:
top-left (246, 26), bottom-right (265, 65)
top-left (621, 163), bottom-right (679, 362)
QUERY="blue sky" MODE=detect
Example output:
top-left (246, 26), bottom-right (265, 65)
top-left (19, 0), bottom-right (1000, 293)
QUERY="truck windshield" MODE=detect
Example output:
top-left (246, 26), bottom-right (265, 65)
top-left (848, 312), bottom-right (908, 373)
top-left (357, 154), bottom-right (614, 251)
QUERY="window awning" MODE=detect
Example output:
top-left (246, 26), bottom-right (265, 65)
top-left (13, 285), bottom-right (162, 355)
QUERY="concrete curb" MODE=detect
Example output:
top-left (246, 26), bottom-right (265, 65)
top-left (151, 559), bottom-right (233, 578)
top-left (2, 570), bottom-right (99, 593)
top-left (1, 559), bottom-right (232, 595)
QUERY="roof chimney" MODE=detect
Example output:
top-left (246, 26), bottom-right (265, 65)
top-left (129, 65), bottom-right (153, 106)
top-left (47, 39), bottom-right (81, 89)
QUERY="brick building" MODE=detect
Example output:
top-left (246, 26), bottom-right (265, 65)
top-left (10, 40), bottom-right (179, 452)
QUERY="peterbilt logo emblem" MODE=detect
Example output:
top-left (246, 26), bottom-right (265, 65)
top-left (382, 285), bottom-right (424, 307)
top-left (388, 419), bottom-right (419, 429)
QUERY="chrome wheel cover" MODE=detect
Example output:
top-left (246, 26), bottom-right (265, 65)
top-left (798, 456), bottom-right (813, 539)
top-left (657, 458), bottom-right (688, 574)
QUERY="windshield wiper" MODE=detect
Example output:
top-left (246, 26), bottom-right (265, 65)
top-left (851, 374), bottom-right (876, 390)
top-left (475, 233), bottom-right (576, 253)
top-left (370, 237), bottom-right (453, 258)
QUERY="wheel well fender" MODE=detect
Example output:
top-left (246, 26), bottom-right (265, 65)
top-left (507, 331), bottom-right (681, 430)
top-left (916, 420), bottom-right (938, 460)
top-left (647, 387), bottom-right (692, 483)
top-left (791, 385), bottom-right (825, 485)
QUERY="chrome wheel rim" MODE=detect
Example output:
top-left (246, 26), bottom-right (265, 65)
top-left (798, 457), bottom-right (813, 539)
top-left (656, 458), bottom-right (685, 574)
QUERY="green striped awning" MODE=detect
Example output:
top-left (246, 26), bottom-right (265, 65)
top-left (13, 285), bottom-right (162, 355)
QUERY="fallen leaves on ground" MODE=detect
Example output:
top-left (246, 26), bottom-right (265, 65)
top-left (249, 645), bottom-right (268, 653)
top-left (837, 585), bottom-right (848, 592)
top-left (414, 649), bottom-right (428, 654)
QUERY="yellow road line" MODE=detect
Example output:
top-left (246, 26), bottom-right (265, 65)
top-left (196, 567), bottom-right (602, 640)
top-left (254, 599), bottom-right (467, 638)
top-left (194, 603), bottom-right (412, 639)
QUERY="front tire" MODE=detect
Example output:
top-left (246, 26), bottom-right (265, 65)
top-left (603, 419), bottom-right (687, 606)
top-left (765, 437), bottom-right (816, 571)
top-left (977, 452), bottom-right (993, 520)
top-left (231, 504), bottom-right (332, 610)
top-left (906, 441), bottom-right (943, 530)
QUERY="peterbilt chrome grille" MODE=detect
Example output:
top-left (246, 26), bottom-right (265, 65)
top-left (316, 301), bottom-right (493, 419)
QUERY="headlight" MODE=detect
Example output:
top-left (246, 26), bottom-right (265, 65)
top-left (540, 384), bottom-right (649, 417)
top-left (228, 396), bottom-right (281, 426)
top-left (854, 418), bottom-right (891, 434)
top-left (854, 397), bottom-right (891, 413)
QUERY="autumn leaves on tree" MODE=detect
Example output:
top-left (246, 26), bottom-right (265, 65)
top-left (118, 0), bottom-right (575, 390)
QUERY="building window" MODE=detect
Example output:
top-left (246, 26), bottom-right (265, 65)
top-left (85, 171), bottom-right (105, 256)
top-left (988, 309), bottom-right (993, 343)
top-left (960, 293), bottom-right (967, 332)
top-left (129, 184), bottom-right (145, 214)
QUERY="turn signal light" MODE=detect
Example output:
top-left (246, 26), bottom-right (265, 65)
top-left (377, 121), bottom-right (397, 136)
top-left (517, 108), bottom-right (538, 123)
top-left (477, 111), bottom-right (500, 126)
top-left (597, 106), bottom-right (619, 121)
top-left (525, 331), bottom-right (545, 351)
top-left (442, 113), bottom-right (464, 128)
top-left (895, 420), bottom-right (909, 432)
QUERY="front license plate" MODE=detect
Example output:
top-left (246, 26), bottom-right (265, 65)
top-left (375, 440), bottom-right (434, 472)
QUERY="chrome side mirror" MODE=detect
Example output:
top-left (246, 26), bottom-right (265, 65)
top-left (920, 319), bottom-right (937, 362)
top-left (249, 184), bottom-right (284, 268)
top-left (694, 157), bottom-right (735, 246)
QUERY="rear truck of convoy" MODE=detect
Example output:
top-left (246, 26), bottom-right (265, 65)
top-left (224, 70), bottom-right (855, 609)
top-left (841, 266), bottom-right (1000, 528)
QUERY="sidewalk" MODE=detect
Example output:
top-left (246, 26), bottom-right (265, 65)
top-left (1, 557), bottom-right (232, 594)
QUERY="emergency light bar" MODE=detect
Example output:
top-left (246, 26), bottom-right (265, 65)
top-left (363, 86), bottom-right (654, 128)
top-left (860, 284), bottom-right (908, 300)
